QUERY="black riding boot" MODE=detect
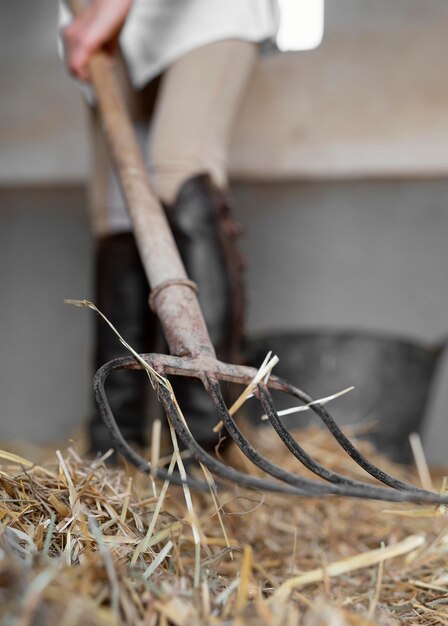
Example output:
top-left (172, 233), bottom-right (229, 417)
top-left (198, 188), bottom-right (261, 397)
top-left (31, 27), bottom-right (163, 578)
top-left (165, 174), bottom-right (246, 451)
top-left (89, 232), bottom-right (157, 454)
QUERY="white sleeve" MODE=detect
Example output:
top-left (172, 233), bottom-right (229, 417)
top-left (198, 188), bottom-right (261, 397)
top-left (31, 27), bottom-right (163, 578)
top-left (276, 0), bottom-right (325, 51)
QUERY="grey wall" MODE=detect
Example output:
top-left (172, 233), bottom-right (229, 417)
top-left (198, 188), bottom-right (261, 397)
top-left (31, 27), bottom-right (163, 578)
top-left (239, 180), bottom-right (448, 340)
top-left (1, 181), bottom-right (447, 464)
top-left (237, 180), bottom-right (448, 464)
top-left (0, 188), bottom-right (92, 443)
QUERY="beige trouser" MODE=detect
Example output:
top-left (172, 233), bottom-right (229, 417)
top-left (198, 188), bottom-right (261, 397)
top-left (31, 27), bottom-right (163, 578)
top-left (89, 40), bottom-right (258, 236)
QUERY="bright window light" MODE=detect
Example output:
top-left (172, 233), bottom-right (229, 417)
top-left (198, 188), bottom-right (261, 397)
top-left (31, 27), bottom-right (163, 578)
top-left (276, 0), bottom-right (325, 51)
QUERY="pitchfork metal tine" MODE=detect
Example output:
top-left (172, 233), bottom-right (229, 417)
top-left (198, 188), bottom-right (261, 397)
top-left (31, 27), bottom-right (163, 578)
top-left (94, 357), bottom-right (211, 492)
top-left (95, 356), bottom-right (448, 504)
top-left (157, 382), bottom-right (434, 502)
top-left (95, 356), bottom-right (318, 497)
top-left (94, 357), bottom-right (382, 498)
top-left (261, 378), bottom-right (431, 494)
top-left (203, 375), bottom-right (448, 504)
top-left (157, 383), bottom-right (334, 497)
top-left (257, 382), bottom-right (438, 498)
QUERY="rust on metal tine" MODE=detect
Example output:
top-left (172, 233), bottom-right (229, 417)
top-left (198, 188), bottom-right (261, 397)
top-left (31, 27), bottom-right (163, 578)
top-left (95, 355), bottom-right (308, 496)
top-left (258, 382), bottom-right (370, 488)
top-left (258, 384), bottom-right (447, 503)
top-left (157, 383), bottom-right (316, 497)
top-left (93, 358), bottom-right (208, 491)
top-left (93, 354), bottom-right (448, 505)
top-left (262, 379), bottom-right (434, 495)
top-left (206, 375), bottom-right (448, 504)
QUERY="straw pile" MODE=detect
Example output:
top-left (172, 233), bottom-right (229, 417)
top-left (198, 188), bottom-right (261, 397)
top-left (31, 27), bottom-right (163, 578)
top-left (1, 424), bottom-right (447, 626)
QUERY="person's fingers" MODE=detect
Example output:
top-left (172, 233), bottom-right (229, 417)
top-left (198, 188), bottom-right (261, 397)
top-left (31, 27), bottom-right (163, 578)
top-left (63, 0), bottom-right (130, 81)
top-left (64, 23), bottom-right (92, 81)
top-left (66, 37), bottom-right (117, 82)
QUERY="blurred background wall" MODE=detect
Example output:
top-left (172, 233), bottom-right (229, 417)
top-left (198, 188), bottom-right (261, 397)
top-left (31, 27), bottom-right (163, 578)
top-left (1, 0), bottom-right (448, 463)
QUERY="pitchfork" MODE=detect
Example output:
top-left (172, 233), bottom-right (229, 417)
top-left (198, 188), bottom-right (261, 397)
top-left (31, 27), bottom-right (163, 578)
top-left (69, 0), bottom-right (448, 505)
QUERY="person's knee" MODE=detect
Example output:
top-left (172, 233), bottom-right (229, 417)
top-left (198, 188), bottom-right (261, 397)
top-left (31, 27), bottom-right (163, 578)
top-left (150, 149), bottom-right (226, 205)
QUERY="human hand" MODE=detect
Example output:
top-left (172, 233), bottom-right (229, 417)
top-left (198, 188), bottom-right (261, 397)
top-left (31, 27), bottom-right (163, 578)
top-left (63, 0), bottom-right (132, 81)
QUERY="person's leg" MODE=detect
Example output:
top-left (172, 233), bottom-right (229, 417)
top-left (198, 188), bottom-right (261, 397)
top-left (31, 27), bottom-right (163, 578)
top-left (150, 40), bottom-right (258, 204)
top-left (87, 64), bottom-right (160, 454)
top-left (90, 232), bottom-right (154, 454)
top-left (149, 40), bottom-right (258, 450)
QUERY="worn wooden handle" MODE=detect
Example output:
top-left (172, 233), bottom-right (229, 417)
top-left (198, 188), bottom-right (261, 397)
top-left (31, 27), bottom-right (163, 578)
top-left (65, 0), bottom-right (187, 289)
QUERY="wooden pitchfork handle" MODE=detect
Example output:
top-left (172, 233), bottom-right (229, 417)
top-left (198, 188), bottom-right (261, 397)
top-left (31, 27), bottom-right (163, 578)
top-left (65, 0), bottom-right (215, 359)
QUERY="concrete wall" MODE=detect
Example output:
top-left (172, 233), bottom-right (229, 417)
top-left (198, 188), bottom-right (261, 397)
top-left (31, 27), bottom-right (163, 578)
top-left (0, 188), bottom-right (92, 443)
top-left (241, 179), bottom-right (448, 463)
top-left (3, 0), bottom-right (448, 182)
top-left (1, 180), bottom-right (448, 464)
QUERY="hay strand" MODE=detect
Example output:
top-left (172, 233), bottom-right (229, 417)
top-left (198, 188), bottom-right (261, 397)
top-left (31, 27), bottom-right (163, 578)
top-left (270, 534), bottom-right (425, 604)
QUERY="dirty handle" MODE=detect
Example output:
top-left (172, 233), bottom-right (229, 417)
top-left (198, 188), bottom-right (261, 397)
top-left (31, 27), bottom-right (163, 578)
top-left (66, 0), bottom-right (187, 289)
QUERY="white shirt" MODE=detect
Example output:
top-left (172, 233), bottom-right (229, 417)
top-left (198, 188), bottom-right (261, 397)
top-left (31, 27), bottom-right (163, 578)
top-left (59, 0), bottom-right (324, 88)
top-left (121, 0), bottom-right (279, 87)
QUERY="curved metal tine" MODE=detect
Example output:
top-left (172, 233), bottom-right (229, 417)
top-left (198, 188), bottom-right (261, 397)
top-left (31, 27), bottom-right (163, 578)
top-left (155, 384), bottom-right (338, 498)
top-left (259, 380), bottom-right (440, 498)
top-left (95, 356), bottom-right (312, 496)
top-left (154, 380), bottom-right (356, 498)
top-left (94, 357), bottom-right (209, 492)
top-left (205, 375), bottom-right (448, 504)
top-left (95, 356), bottom-right (448, 503)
